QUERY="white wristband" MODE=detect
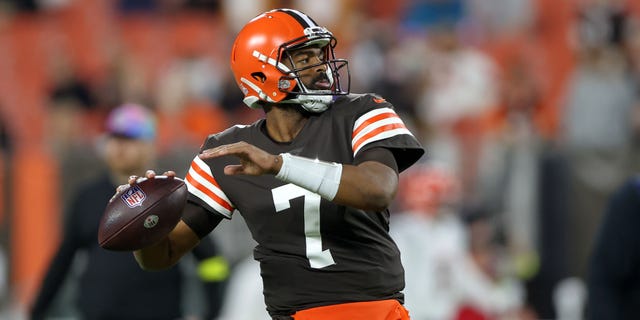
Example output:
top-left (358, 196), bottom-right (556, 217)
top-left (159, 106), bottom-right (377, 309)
top-left (275, 153), bottom-right (343, 200)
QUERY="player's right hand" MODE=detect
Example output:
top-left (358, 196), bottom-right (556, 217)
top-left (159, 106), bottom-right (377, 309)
top-left (199, 141), bottom-right (282, 176)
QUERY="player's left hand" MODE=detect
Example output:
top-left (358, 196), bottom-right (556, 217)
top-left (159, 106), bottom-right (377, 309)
top-left (199, 142), bottom-right (282, 176)
top-left (125, 170), bottom-right (177, 186)
top-left (110, 170), bottom-right (177, 203)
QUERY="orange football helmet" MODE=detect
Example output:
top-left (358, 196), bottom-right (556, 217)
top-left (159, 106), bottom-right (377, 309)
top-left (230, 8), bottom-right (350, 112)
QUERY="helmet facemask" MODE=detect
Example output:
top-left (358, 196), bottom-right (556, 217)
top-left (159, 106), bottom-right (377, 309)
top-left (275, 27), bottom-right (350, 112)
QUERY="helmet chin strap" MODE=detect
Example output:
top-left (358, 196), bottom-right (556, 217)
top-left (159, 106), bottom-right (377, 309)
top-left (284, 94), bottom-right (334, 113)
top-left (283, 67), bottom-right (336, 113)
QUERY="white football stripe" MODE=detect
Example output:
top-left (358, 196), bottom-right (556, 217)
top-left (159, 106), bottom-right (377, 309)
top-left (353, 128), bottom-right (414, 156)
top-left (353, 107), bottom-right (396, 129)
top-left (187, 167), bottom-right (233, 206)
top-left (352, 117), bottom-right (405, 145)
top-left (185, 156), bottom-right (234, 216)
top-left (186, 181), bottom-right (233, 218)
top-left (192, 156), bottom-right (213, 176)
top-left (188, 158), bottom-right (233, 206)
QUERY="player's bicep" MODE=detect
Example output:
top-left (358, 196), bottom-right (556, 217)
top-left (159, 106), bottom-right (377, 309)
top-left (351, 147), bottom-right (399, 196)
top-left (334, 148), bottom-right (399, 211)
top-left (353, 147), bottom-right (399, 174)
top-left (181, 201), bottom-right (224, 239)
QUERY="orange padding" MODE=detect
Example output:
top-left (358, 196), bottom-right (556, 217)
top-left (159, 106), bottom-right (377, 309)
top-left (293, 299), bottom-right (411, 320)
top-left (11, 148), bottom-right (60, 306)
top-left (0, 152), bottom-right (4, 227)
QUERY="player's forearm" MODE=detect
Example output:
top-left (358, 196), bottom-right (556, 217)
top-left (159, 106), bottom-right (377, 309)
top-left (134, 221), bottom-right (200, 270)
top-left (133, 237), bottom-right (175, 270)
top-left (275, 153), bottom-right (397, 210)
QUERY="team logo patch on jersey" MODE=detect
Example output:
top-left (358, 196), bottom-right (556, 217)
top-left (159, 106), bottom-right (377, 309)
top-left (121, 185), bottom-right (147, 208)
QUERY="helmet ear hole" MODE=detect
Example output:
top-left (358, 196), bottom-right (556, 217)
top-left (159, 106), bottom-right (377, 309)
top-left (251, 72), bottom-right (267, 83)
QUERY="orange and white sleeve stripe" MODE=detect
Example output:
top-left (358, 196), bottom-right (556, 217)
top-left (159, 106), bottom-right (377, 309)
top-left (185, 156), bottom-right (234, 218)
top-left (351, 107), bottom-right (414, 156)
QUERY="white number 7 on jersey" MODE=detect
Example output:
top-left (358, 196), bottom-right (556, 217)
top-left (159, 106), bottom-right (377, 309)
top-left (272, 184), bottom-right (336, 269)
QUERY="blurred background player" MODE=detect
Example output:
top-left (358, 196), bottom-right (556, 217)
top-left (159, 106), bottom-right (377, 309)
top-left (29, 103), bottom-right (228, 320)
top-left (389, 162), bottom-right (469, 319)
top-left (390, 162), bottom-right (527, 320)
top-left (587, 176), bottom-right (640, 319)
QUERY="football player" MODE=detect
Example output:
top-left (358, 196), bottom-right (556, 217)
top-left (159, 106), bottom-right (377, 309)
top-left (32, 104), bottom-right (227, 320)
top-left (130, 8), bottom-right (424, 320)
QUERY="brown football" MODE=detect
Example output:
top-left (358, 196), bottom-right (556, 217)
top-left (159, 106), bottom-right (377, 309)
top-left (98, 176), bottom-right (187, 251)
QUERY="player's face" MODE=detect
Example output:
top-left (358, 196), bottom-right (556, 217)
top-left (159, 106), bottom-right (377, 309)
top-left (283, 45), bottom-right (331, 90)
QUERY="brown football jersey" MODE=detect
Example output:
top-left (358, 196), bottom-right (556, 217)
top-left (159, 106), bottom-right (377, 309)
top-left (185, 93), bottom-right (424, 315)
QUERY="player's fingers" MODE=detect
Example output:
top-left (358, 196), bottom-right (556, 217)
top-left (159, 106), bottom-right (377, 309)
top-left (145, 170), bottom-right (156, 178)
top-left (128, 175), bottom-right (138, 185)
top-left (223, 165), bottom-right (244, 175)
top-left (109, 186), bottom-right (127, 203)
top-left (163, 171), bottom-right (176, 178)
top-left (200, 142), bottom-right (251, 159)
top-left (199, 148), bottom-right (218, 159)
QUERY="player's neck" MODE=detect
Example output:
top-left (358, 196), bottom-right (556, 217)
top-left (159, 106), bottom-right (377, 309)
top-left (264, 104), bottom-right (308, 143)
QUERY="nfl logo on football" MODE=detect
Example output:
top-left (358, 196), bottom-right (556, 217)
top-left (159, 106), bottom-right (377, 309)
top-left (121, 185), bottom-right (147, 208)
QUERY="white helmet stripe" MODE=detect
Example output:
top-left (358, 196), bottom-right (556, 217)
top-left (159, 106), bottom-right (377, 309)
top-left (279, 8), bottom-right (318, 28)
top-left (252, 50), bottom-right (294, 77)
